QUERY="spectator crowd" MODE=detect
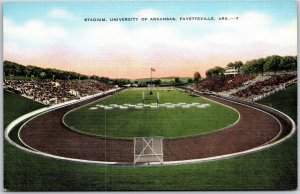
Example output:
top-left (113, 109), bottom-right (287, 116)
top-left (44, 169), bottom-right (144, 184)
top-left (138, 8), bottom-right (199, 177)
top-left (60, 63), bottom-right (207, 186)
top-left (193, 75), bottom-right (254, 92)
top-left (233, 74), bottom-right (297, 98)
top-left (4, 79), bottom-right (114, 105)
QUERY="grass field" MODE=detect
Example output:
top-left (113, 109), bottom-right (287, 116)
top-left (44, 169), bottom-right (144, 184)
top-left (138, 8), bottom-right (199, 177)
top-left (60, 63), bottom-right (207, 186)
top-left (64, 88), bottom-right (239, 138)
top-left (4, 84), bottom-right (297, 191)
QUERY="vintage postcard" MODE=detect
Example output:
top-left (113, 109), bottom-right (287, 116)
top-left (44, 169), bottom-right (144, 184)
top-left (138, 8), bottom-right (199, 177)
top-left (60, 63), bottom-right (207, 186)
top-left (3, 0), bottom-right (297, 191)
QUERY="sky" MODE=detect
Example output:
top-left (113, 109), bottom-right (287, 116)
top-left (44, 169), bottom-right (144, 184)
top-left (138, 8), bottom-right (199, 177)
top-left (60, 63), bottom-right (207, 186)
top-left (3, 1), bottom-right (297, 79)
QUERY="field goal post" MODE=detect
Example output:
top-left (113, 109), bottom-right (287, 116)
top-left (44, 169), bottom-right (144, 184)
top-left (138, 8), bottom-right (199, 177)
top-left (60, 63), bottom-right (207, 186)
top-left (142, 91), bottom-right (159, 104)
top-left (134, 137), bottom-right (163, 165)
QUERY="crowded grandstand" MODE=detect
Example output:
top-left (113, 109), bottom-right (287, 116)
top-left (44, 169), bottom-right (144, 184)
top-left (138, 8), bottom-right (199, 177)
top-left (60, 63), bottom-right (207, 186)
top-left (4, 79), bottom-right (114, 105)
top-left (193, 73), bottom-right (297, 101)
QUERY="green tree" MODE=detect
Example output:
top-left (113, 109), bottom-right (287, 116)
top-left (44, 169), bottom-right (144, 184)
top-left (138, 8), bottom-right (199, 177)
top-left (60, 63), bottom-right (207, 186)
top-left (256, 58), bottom-right (266, 75)
top-left (244, 58), bottom-right (265, 75)
top-left (234, 61), bottom-right (243, 68)
top-left (213, 66), bottom-right (225, 76)
top-left (242, 61), bottom-right (252, 75)
top-left (113, 79), bottom-right (130, 86)
top-left (265, 55), bottom-right (281, 74)
top-left (24, 68), bottom-right (32, 77)
top-left (3, 61), bottom-right (25, 76)
top-left (29, 66), bottom-right (43, 77)
top-left (3, 60), bottom-right (114, 83)
top-left (292, 56), bottom-right (297, 70)
top-left (280, 56), bottom-right (297, 71)
top-left (205, 68), bottom-right (214, 77)
top-left (227, 62), bottom-right (234, 68)
top-left (39, 72), bottom-right (46, 79)
top-left (193, 72), bottom-right (201, 82)
top-left (153, 79), bottom-right (161, 85)
top-left (227, 61), bottom-right (243, 68)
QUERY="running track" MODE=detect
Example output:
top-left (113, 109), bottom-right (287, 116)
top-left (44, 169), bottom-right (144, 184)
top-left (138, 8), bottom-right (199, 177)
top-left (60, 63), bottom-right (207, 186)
top-left (18, 89), bottom-right (284, 163)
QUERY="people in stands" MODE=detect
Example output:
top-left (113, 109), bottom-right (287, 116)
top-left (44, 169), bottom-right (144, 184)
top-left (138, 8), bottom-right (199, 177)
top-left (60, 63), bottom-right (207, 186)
top-left (193, 74), bottom-right (296, 99)
top-left (233, 74), bottom-right (296, 98)
top-left (4, 79), bottom-right (113, 105)
top-left (193, 75), bottom-right (254, 92)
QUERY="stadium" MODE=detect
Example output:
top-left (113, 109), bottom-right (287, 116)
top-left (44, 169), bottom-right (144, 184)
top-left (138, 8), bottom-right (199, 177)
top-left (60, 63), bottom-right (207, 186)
top-left (4, 57), bottom-right (297, 190)
top-left (3, 1), bottom-right (297, 191)
top-left (5, 84), bottom-right (294, 164)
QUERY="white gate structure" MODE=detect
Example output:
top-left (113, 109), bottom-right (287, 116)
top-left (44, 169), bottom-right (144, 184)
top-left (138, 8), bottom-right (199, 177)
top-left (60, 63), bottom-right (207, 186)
top-left (134, 137), bottom-right (163, 164)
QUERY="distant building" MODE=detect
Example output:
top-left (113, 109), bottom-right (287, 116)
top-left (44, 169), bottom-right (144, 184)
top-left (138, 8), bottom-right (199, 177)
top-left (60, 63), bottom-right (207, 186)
top-left (224, 66), bottom-right (244, 76)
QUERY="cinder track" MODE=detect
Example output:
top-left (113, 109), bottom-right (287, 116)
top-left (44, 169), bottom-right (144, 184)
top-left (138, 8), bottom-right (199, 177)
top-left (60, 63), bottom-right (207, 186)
top-left (19, 90), bottom-right (281, 163)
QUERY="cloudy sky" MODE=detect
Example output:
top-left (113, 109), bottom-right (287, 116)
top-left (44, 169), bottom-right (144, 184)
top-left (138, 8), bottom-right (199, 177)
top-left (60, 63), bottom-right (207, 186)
top-left (3, 1), bottom-right (297, 79)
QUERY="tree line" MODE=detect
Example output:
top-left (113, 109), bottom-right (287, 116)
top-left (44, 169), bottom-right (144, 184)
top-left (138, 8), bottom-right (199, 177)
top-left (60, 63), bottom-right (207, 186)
top-left (205, 55), bottom-right (297, 77)
top-left (3, 60), bottom-right (116, 84)
top-left (3, 60), bottom-right (193, 86)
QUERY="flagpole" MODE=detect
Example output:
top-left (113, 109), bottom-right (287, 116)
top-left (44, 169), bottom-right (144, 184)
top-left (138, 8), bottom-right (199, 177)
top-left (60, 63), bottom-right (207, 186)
top-left (151, 68), bottom-right (152, 86)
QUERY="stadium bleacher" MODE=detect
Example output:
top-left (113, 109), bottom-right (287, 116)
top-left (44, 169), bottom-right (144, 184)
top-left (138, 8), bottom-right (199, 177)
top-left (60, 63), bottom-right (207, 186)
top-left (193, 73), bottom-right (297, 101)
top-left (193, 75), bottom-right (254, 92)
top-left (233, 74), bottom-right (297, 98)
top-left (4, 79), bottom-right (114, 105)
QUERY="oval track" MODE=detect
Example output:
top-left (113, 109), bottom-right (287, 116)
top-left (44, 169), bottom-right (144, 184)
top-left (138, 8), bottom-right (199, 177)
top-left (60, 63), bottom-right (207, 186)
top-left (19, 89), bottom-right (282, 163)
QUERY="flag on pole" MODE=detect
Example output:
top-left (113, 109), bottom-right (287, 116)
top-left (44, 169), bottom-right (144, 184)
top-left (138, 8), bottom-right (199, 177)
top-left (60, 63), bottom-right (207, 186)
top-left (151, 68), bottom-right (155, 72)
